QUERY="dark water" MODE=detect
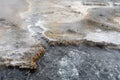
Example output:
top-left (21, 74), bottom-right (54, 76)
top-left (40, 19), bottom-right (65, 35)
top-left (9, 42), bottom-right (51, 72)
top-left (0, 44), bottom-right (120, 80)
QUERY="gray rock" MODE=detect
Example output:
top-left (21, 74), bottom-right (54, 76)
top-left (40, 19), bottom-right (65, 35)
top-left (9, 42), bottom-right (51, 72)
top-left (0, 45), bottom-right (120, 80)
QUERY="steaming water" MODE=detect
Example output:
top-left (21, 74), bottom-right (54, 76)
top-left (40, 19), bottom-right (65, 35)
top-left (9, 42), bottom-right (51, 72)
top-left (0, 0), bottom-right (29, 26)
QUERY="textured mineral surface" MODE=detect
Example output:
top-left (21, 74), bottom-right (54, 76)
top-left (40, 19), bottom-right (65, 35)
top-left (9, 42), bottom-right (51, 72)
top-left (27, 0), bottom-right (120, 48)
top-left (0, 17), bottom-right (45, 69)
top-left (0, 0), bottom-right (120, 80)
top-left (0, 0), bottom-right (120, 70)
top-left (0, 0), bottom-right (45, 69)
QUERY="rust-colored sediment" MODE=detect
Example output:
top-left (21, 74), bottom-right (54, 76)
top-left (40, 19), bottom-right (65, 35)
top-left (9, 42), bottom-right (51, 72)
top-left (47, 39), bottom-right (120, 50)
top-left (48, 40), bottom-right (84, 46)
top-left (31, 46), bottom-right (45, 69)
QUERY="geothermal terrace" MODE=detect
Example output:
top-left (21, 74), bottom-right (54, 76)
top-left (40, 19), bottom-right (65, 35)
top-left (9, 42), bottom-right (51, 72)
top-left (0, 0), bottom-right (120, 69)
top-left (0, 0), bottom-right (120, 80)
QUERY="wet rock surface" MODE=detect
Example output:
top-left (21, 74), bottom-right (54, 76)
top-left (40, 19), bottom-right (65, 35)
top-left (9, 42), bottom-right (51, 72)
top-left (0, 45), bottom-right (120, 80)
top-left (0, 0), bottom-right (120, 69)
top-left (0, 0), bottom-right (120, 80)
